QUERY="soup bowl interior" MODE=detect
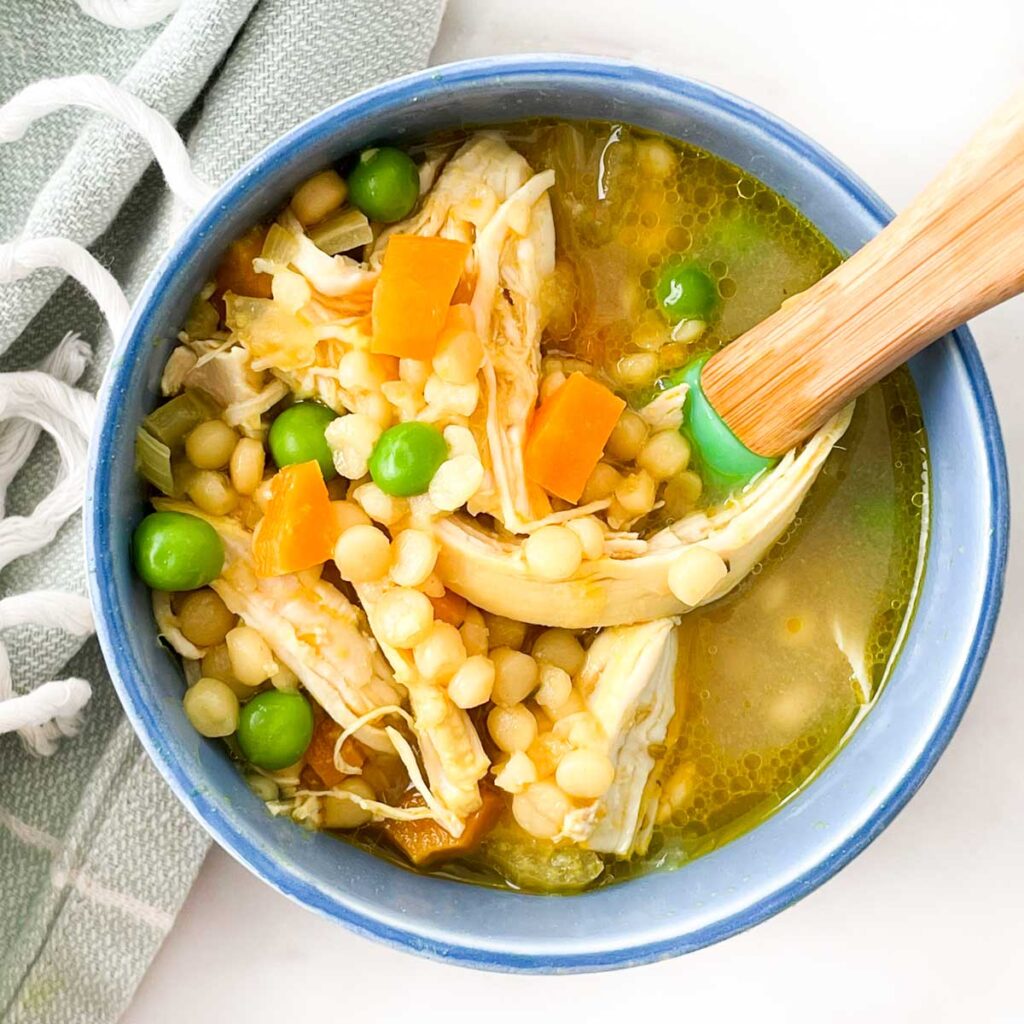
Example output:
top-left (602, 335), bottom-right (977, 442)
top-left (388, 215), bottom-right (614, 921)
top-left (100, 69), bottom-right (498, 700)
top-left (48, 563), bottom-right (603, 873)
top-left (86, 55), bottom-right (1007, 972)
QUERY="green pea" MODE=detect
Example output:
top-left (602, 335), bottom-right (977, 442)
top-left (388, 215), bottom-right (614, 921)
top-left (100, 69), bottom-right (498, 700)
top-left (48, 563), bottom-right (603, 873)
top-left (268, 401), bottom-right (338, 479)
top-left (655, 263), bottom-right (719, 323)
top-left (236, 690), bottom-right (314, 771)
top-left (368, 422), bottom-right (448, 497)
top-left (347, 147), bottom-right (419, 223)
top-left (133, 511), bottom-right (224, 591)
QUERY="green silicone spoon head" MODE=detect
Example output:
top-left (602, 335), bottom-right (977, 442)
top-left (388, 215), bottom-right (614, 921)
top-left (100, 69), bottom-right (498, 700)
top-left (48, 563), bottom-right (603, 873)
top-left (667, 354), bottom-right (777, 490)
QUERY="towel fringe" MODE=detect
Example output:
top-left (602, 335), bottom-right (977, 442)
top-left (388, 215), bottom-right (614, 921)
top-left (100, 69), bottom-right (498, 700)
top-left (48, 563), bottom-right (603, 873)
top-left (0, 74), bottom-right (214, 209)
top-left (0, 357), bottom-right (98, 753)
top-left (0, 69), bottom-right (212, 753)
top-left (0, 239), bottom-right (131, 339)
top-left (74, 0), bottom-right (182, 30)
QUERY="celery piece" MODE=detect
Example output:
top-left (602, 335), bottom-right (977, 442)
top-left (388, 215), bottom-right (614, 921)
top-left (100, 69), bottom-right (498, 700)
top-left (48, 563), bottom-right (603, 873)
top-left (183, 295), bottom-right (220, 339)
top-left (224, 292), bottom-right (275, 335)
top-left (481, 827), bottom-right (604, 892)
top-left (260, 222), bottom-right (300, 266)
top-left (135, 427), bottom-right (176, 496)
top-left (308, 207), bottom-right (373, 256)
top-left (171, 456), bottom-right (197, 497)
top-left (142, 391), bottom-right (214, 448)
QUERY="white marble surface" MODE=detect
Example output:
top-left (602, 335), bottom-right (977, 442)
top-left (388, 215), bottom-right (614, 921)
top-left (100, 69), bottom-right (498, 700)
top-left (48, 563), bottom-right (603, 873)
top-left (124, 2), bottom-right (1024, 1021)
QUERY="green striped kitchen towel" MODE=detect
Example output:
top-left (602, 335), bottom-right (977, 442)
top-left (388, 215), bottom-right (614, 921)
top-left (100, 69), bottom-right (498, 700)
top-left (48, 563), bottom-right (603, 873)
top-left (0, 2), bottom-right (445, 1021)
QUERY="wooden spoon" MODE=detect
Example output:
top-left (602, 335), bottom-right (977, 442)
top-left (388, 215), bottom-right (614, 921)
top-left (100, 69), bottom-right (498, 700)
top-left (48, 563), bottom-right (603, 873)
top-left (699, 88), bottom-right (1024, 458)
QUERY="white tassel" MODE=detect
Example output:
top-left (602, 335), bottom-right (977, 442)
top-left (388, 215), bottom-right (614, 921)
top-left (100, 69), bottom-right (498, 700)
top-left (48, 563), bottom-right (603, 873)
top-left (0, 370), bottom-right (97, 754)
top-left (0, 239), bottom-right (131, 339)
top-left (0, 75), bottom-right (214, 210)
top-left (0, 372), bottom-right (96, 571)
top-left (0, 73), bottom-right (208, 753)
top-left (0, 339), bottom-right (96, 754)
top-left (0, 680), bottom-right (94, 755)
top-left (75, 0), bottom-right (182, 30)
top-left (0, 593), bottom-right (95, 754)
top-left (0, 321), bottom-right (99, 761)
top-left (0, 344), bottom-right (97, 758)
top-left (0, 332), bottom-right (89, 515)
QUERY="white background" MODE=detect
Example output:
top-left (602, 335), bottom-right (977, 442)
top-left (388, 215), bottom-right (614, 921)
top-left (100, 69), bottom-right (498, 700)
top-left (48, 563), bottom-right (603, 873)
top-left (124, 2), bottom-right (1024, 1021)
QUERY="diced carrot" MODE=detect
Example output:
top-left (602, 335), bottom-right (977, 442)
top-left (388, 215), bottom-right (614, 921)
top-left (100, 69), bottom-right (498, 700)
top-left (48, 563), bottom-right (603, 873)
top-left (214, 225), bottom-right (273, 301)
top-left (252, 461), bottom-right (336, 576)
top-left (524, 372), bottom-right (627, 503)
top-left (450, 275), bottom-right (476, 306)
top-left (371, 352), bottom-right (401, 381)
top-left (315, 281), bottom-right (376, 318)
top-left (443, 303), bottom-right (476, 333)
top-left (429, 588), bottom-right (468, 626)
top-left (383, 786), bottom-right (505, 867)
top-left (305, 711), bottom-right (365, 788)
top-left (370, 235), bottom-right (471, 360)
top-left (305, 714), bottom-right (343, 787)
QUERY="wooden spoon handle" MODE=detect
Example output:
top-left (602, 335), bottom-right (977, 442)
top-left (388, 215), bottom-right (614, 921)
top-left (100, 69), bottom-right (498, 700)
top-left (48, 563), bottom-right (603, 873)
top-left (702, 88), bottom-right (1024, 457)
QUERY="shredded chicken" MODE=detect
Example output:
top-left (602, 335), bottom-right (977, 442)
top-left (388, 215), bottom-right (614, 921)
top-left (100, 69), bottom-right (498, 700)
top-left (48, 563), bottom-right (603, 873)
top-left (153, 501), bottom-right (402, 752)
top-left (354, 580), bottom-right (489, 826)
top-left (416, 145), bottom-right (452, 196)
top-left (833, 618), bottom-right (873, 703)
top-left (640, 382), bottom-right (689, 432)
top-left (273, 336), bottom-right (367, 416)
top-left (469, 168), bottom-right (556, 531)
top-left (372, 134), bottom-right (557, 532)
top-left (432, 405), bottom-right (854, 627)
top-left (182, 344), bottom-right (277, 435)
top-left (152, 591), bottom-right (205, 660)
top-left (273, 209), bottom-right (378, 300)
top-left (223, 378), bottom-right (290, 430)
top-left (569, 619), bottom-right (679, 857)
top-left (160, 346), bottom-right (197, 396)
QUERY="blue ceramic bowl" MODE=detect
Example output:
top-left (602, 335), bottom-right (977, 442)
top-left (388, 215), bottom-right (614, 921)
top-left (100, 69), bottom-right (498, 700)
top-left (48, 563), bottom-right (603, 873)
top-left (86, 56), bottom-right (1008, 972)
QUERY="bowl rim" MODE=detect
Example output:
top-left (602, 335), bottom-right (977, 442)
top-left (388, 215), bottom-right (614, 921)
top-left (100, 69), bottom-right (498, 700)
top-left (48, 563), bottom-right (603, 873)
top-left (86, 54), bottom-right (1009, 972)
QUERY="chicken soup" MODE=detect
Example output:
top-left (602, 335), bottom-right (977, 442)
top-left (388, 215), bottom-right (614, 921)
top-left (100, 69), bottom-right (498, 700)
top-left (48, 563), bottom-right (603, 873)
top-left (132, 121), bottom-right (927, 892)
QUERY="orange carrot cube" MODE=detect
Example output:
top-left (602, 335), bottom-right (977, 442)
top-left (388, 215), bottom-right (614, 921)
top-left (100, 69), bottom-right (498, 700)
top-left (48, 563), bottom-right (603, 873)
top-left (252, 461), bottom-right (336, 577)
top-left (429, 588), bottom-right (468, 626)
top-left (524, 372), bottom-right (626, 503)
top-left (370, 234), bottom-right (471, 360)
